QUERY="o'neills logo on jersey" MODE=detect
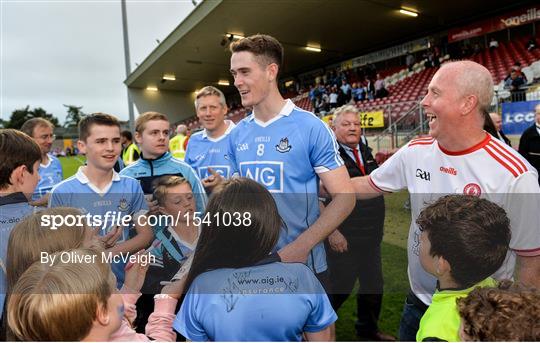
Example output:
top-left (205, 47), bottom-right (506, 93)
top-left (463, 183), bottom-right (482, 196)
top-left (439, 166), bottom-right (457, 175)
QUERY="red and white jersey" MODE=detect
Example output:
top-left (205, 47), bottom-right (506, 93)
top-left (369, 133), bottom-right (540, 305)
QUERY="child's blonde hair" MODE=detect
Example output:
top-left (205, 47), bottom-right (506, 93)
top-left (6, 207), bottom-right (90, 296)
top-left (152, 175), bottom-right (190, 206)
top-left (8, 248), bottom-right (115, 341)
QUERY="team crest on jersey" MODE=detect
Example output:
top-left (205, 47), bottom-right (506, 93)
top-left (275, 138), bottom-right (292, 153)
top-left (118, 198), bottom-right (130, 212)
top-left (463, 183), bottom-right (482, 196)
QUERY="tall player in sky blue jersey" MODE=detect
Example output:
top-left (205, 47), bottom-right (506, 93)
top-left (49, 113), bottom-right (153, 287)
top-left (20, 118), bottom-right (63, 205)
top-left (227, 35), bottom-right (355, 277)
top-left (184, 86), bottom-right (236, 184)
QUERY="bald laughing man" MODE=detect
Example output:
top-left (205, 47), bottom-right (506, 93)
top-left (351, 61), bottom-right (540, 340)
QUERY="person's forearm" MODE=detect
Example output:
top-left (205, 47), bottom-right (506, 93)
top-left (295, 192), bottom-right (355, 250)
top-left (352, 176), bottom-right (385, 200)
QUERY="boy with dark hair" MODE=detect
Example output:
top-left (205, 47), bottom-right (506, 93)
top-left (415, 194), bottom-right (511, 342)
top-left (49, 113), bottom-right (153, 287)
top-left (0, 129), bottom-right (41, 318)
top-left (20, 117), bottom-right (63, 205)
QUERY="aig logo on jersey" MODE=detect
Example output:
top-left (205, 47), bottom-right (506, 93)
top-left (415, 168), bottom-right (431, 181)
top-left (239, 161), bottom-right (283, 192)
top-left (198, 166), bottom-right (230, 179)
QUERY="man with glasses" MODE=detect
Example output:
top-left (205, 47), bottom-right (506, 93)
top-left (20, 118), bottom-right (63, 206)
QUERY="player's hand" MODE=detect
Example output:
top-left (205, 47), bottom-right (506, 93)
top-left (161, 278), bottom-right (186, 299)
top-left (278, 241), bottom-right (309, 264)
top-left (99, 225), bottom-right (122, 249)
top-left (202, 168), bottom-right (224, 191)
top-left (123, 250), bottom-right (150, 292)
top-left (328, 230), bottom-right (348, 253)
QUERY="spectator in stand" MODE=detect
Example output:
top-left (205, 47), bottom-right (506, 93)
top-left (337, 88), bottom-right (347, 107)
top-left (309, 85), bottom-right (317, 110)
top-left (329, 86), bottom-right (339, 108)
top-left (341, 79), bottom-right (352, 102)
top-left (374, 74), bottom-right (388, 99)
top-left (527, 36), bottom-right (537, 51)
top-left (406, 52), bottom-right (415, 72)
top-left (489, 37), bottom-right (499, 50)
top-left (504, 70), bottom-right (526, 102)
top-left (473, 43), bottom-right (482, 54)
top-left (366, 78), bottom-right (375, 100)
top-left (352, 83), bottom-right (366, 102)
top-left (511, 62), bottom-right (527, 83)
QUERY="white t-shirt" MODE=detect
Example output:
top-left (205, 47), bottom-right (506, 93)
top-left (369, 134), bottom-right (540, 305)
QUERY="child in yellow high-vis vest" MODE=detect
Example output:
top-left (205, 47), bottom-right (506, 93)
top-left (415, 195), bottom-right (511, 342)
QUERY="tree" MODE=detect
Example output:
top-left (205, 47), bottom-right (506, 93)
top-left (63, 104), bottom-right (86, 128)
top-left (4, 106), bottom-right (59, 129)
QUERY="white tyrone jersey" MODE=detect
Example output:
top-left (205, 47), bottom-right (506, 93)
top-left (369, 134), bottom-right (540, 305)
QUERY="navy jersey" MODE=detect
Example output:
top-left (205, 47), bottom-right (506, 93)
top-left (120, 152), bottom-right (207, 213)
top-left (0, 193), bottom-right (35, 318)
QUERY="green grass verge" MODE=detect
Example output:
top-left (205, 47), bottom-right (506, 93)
top-left (58, 155), bottom-right (86, 178)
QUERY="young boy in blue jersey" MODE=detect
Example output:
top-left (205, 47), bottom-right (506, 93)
top-left (415, 194), bottom-right (511, 342)
top-left (0, 129), bottom-right (41, 319)
top-left (135, 175), bottom-right (199, 331)
top-left (184, 86), bottom-right (236, 188)
top-left (174, 178), bottom-right (337, 341)
top-left (20, 118), bottom-right (63, 206)
top-left (227, 34), bottom-right (355, 284)
top-left (120, 111), bottom-right (206, 213)
top-left (49, 113), bottom-right (153, 287)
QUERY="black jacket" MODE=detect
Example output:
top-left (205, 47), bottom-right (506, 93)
top-left (335, 140), bottom-right (385, 239)
top-left (518, 124), bottom-right (540, 182)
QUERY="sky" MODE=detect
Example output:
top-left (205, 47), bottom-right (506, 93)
top-left (1, 0), bottom-right (195, 123)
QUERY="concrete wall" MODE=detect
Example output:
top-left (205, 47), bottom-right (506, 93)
top-left (129, 88), bottom-right (197, 123)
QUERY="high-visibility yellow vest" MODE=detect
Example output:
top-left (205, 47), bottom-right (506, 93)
top-left (416, 277), bottom-right (497, 342)
top-left (169, 134), bottom-right (187, 160)
top-left (122, 143), bottom-right (140, 166)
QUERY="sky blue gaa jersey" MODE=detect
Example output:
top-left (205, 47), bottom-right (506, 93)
top-left (184, 121), bottom-right (236, 180)
top-left (0, 193), bottom-right (36, 320)
top-left (227, 100), bottom-right (343, 273)
top-left (174, 261), bottom-right (337, 341)
top-left (49, 167), bottom-right (148, 287)
top-left (33, 154), bottom-right (63, 201)
top-left (120, 151), bottom-right (207, 214)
